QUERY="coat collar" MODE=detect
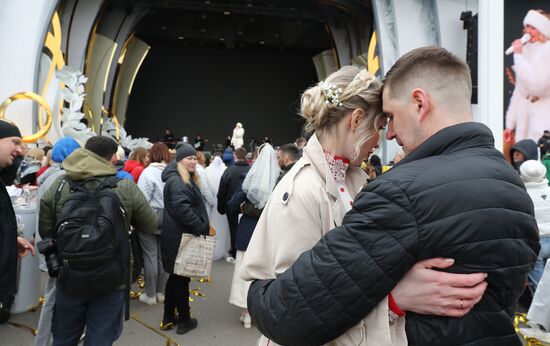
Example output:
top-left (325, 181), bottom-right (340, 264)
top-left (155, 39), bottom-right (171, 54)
top-left (399, 122), bottom-right (496, 166)
top-left (303, 133), bottom-right (366, 199)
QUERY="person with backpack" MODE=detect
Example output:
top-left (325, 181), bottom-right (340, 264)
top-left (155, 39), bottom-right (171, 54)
top-left (34, 136), bottom-right (80, 346)
top-left (38, 135), bottom-right (159, 346)
top-left (160, 143), bottom-right (210, 335)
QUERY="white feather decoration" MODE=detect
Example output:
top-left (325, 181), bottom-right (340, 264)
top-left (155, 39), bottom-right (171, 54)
top-left (101, 116), bottom-right (152, 150)
top-left (56, 66), bottom-right (94, 144)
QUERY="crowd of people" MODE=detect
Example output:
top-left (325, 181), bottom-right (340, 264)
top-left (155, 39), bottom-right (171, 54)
top-left (0, 45), bottom-right (547, 346)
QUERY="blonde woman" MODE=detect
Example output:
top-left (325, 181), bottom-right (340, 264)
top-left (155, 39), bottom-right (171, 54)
top-left (241, 66), bottom-right (487, 345)
top-left (160, 143), bottom-right (210, 335)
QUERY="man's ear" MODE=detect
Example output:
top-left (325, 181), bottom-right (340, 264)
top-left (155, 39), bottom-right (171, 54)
top-left (411, 88), bottom-right (431, 122)
top-left (350, 108), bottom-right (365, 131)
top-left (111, 153), bottom-right (117, 163)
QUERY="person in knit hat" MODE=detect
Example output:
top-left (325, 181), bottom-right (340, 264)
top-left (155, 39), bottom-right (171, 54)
top-left (0, 119), bottom-right (35, 324)
top-left (504, 9), bottom-right (550, 143)
top-left (520, 160), bottom-right (550, 294)
top-left (159, 141), bottom-right (209, 334)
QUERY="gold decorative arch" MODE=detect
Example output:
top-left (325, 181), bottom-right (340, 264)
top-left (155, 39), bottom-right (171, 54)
top-left (0, 92), bottom-right (53, 143)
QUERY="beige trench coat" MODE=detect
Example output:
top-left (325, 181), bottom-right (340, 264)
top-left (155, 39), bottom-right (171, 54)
top-left (241, 134), bottom-right (407, 346)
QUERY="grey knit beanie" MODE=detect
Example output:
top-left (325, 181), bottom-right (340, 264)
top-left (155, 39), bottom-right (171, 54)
top-left (175, 143), bottom-right (197, 162)
top-left (0, 119), bottom-right (22, 139)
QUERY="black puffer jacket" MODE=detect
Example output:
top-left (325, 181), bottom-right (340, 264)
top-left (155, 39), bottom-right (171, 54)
top-left (160, 161), bottom-right (210, 274)
top-left (248, 122), bottom-right (540, 346)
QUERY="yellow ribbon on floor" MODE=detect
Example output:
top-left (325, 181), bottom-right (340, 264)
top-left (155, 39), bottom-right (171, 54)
top-left (130, 313), bottom-right (180, 346)
top-left (514, 313), bottom-right (547, 346)
top-left (7, 322), bottom-right (37, 336)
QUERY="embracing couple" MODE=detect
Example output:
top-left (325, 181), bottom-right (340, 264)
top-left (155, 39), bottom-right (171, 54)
top-left (240, 46), bottom-right (540, 346)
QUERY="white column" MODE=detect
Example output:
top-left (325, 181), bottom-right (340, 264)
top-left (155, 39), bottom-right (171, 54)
top-left (0, 0), bottom-right (58, 135)
top-left (478, 0), bottom-right (504, 151)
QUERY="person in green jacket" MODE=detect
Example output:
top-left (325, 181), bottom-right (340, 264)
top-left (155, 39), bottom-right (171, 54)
top-left (542, 150), bottom-right (550, 185)
top-left (39, 135), bottom-right (158, 346)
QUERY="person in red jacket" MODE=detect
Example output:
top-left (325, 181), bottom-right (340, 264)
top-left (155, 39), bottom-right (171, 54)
top-left (123, 147), bottom-right (150, 183)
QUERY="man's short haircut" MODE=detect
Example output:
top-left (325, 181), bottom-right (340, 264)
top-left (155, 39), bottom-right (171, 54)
top-left (279, 143), bottom-right (300, 162)
top-left (235, 147), bottom-right (247, 160)
top-left (85, 136), bottom-right (118, 161)
top-left (382, 46), bottom-right (472, 106)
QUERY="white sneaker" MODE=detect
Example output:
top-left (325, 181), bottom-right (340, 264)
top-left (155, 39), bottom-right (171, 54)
top-left (243, 312), bottom-right (252, 329)
top-left (156, 293), bottom-right (165, 303)
top-left (519, 326), bottom-right (550, 343)
top-left (138, 294), bottom-right (157, 306)
top-left (225, 256), bottom-right (236, 264)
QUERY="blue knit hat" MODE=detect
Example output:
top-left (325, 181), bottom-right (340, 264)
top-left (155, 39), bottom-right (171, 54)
top-left (51, 136), bottom-right (81, 163)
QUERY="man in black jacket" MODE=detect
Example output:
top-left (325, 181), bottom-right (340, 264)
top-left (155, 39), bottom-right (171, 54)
top-left (247, 46), bottom-right (540, 345)
top-left (0, 120), bottom-right (35, 324)
top-left (217, 147), bottom-right (249, 260)
top-left (276, 143), bottom-right (300, 184)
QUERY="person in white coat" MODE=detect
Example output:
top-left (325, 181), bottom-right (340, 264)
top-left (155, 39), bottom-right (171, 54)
top-left (240, 66), bottom-right (488, 345)
top-left (520, 259), bottom-right (550, 343)
top-left (195, 151), bottom-right (216, 216)
top-left (519, 160), bottom-right (550, 295)
top-left (205, 156), bottom-right (230, 260)
top-left (505, 9), bottom-right (550, 142)
top-left (136, 142), bottom-right (170, 305)
top-left (231, 122), bottom-right (245, 149)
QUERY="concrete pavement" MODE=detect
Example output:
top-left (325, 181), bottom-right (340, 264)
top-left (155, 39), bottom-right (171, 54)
top-left (0, 260), bottom-right (261, 346)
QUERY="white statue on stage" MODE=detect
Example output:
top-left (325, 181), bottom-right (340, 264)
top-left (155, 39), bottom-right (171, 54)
top-left (231, 122), bottom-right (245, 149)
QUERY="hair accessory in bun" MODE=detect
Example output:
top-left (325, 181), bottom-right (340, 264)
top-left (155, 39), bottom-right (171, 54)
top-left (319, 81), bottom-right (343, 106)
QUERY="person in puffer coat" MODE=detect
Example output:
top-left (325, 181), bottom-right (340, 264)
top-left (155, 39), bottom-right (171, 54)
top-left (160, 143), bottom-right (210, 335)
top-left (246, 46), bottom-right (540, 346)
top-left (242, 65), bottom-right (490, 346)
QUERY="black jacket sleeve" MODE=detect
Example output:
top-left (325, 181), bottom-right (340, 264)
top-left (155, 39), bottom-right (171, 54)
top-left (217, 170), bottom-right (230, 215)
top-left (247, 178), bottom-right (419, 345)
top-left (228, 188), bottom-right (246, 213)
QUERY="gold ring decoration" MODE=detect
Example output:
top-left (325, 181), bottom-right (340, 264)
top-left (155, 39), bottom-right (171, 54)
top-left (0, 92), bottom-right (53, 143)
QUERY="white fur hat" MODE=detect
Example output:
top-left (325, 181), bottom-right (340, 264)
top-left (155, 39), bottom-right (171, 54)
top-left (520, 159), bottom-right (547, 183)
top-left (524, 10), bottom-right (550, 38)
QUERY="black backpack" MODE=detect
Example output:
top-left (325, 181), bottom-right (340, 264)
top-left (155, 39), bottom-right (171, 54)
top-left (54, 176), bottom-right (129, 297)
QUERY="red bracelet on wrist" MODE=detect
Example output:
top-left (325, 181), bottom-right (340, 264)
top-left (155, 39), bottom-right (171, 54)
top-left (388, 292), bottom-right (406, 317)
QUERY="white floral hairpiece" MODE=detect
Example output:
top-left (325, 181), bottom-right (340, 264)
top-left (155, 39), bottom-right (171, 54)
top-left (319, 81), bottom-right (343, 106)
